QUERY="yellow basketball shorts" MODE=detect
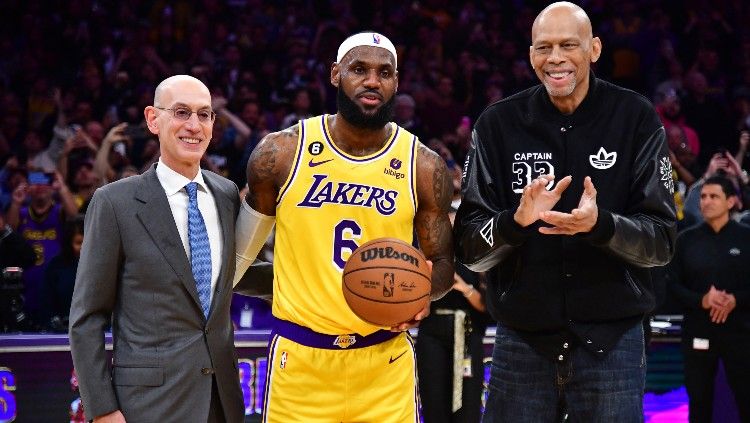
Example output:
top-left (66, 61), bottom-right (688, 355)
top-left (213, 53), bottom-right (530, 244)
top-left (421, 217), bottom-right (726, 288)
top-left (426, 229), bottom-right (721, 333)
top-left (261, 319), bottom-right (420, 423)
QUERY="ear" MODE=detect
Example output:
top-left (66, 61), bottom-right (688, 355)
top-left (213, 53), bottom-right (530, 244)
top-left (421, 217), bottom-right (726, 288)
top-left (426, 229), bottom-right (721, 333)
top-left (394, 70), bottom-right (399, 93)
top-left (330, 62), bottom-right (341, 88)
top-left (529, 45), bottom-right (534, 68)
top-left (144, 106), bottom-right (160, 135)
top-left (727, 195), bottom-right (738, 211)
top-left (590, 37), bottom-right (602, 63)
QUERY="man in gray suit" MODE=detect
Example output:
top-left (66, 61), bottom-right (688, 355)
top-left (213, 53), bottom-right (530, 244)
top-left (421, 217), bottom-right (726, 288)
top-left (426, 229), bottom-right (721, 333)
top-left (70, 75), bottom-right (264, 422)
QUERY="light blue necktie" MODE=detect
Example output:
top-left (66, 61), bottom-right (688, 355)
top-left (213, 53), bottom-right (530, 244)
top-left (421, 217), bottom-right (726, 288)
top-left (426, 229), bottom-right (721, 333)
top-left (185, 182), bottom-right (212, 318)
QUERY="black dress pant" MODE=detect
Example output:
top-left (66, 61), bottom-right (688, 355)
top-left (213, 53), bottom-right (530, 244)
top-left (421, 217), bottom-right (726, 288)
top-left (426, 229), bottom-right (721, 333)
top-left (416, 314), bottom-right (485, 423)
top-left (682, 334), bottom-right (750, 423)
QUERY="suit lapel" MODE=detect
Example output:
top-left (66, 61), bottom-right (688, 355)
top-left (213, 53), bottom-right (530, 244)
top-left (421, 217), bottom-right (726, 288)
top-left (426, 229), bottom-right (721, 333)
top-left (202, 171), bottom-right (234, 319)
top-left (134, 166), bottom-right (203, 311)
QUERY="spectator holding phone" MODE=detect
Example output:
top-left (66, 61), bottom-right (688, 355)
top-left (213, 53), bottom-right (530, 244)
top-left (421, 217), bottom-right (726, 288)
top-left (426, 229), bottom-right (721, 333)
top-left (57, 128), bottom-right (101, 213)
top-left (94, 123), bottom-right (130, 184)
top-left (683, 148), bottom-right (750, 227)
top-left (6, 170), bottom-right (78, 329)
top-left (24, 88), bottom-right (73, 173)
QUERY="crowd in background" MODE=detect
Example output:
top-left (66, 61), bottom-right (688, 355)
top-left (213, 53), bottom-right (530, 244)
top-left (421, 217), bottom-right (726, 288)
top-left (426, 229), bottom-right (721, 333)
top-left (1, 0), bottom-right (750, 332)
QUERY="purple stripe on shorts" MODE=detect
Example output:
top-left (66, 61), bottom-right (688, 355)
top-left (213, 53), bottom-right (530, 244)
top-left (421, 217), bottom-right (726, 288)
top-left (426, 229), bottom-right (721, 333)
top-left (271, 317), bottom-right (399, 349)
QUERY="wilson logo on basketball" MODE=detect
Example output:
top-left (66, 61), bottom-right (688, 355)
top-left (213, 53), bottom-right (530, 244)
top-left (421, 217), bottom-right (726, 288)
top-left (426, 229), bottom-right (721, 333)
top-left (360, 246), bottom-right (420, 267)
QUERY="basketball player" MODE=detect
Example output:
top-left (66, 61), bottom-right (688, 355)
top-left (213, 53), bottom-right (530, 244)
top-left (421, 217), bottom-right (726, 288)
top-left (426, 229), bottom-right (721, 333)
top-left (234, 32), bottom-right (454, 422)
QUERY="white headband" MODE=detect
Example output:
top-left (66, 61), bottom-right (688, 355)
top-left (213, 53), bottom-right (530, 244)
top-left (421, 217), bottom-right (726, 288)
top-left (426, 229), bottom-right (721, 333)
top-left (336, 32), bottom-right (397, 69)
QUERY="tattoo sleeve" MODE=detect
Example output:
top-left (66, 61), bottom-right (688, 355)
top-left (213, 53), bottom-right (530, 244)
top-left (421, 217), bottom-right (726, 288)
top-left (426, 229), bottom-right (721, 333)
top-left (415, 144), bottom-right (455, 300)
top-left (245, 126), bottom-right (298, 215)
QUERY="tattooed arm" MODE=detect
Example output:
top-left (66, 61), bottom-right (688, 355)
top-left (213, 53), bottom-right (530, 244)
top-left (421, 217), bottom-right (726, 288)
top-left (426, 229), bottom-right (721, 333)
top-left (245, 125), bottom-right (300, 213)
top-left (392, 142), bottom-right (454, 331)
top-left (233, 126), bottom-right (299, 293)
top-left (415, 142), bottom-right (455, 300)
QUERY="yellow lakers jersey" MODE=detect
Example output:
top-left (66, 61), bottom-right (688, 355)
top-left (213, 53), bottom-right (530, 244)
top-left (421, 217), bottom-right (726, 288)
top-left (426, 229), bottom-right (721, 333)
top-left (273, 115), bottom-right (419, 336)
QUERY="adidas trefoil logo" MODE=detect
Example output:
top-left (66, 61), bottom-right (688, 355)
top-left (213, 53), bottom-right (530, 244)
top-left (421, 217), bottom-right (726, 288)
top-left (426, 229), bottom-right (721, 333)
top-left (480, 219), bottom-right (494, 247)
top-left (589, 147), bottom-right (617, 170)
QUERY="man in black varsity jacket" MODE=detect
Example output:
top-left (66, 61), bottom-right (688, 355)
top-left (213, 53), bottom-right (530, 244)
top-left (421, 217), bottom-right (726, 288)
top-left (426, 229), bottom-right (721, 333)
top-left (454, 2), bottom-right (677, 422)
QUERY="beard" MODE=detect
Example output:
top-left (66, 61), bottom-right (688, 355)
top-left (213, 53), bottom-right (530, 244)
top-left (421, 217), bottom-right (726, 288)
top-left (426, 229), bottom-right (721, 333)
top-left (337, 87), bottom-right (395, 130)
top-left (542, 78), bottom-right (576, 97)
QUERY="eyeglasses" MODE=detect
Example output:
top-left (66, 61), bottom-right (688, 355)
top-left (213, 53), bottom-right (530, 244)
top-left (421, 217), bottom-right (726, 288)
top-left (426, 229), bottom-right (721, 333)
top-left (155, 106), bottom-right (216, 123)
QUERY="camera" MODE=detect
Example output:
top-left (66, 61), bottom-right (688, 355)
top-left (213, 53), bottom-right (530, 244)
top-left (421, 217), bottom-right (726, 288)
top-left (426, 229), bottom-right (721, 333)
top-left (0, 266), bottom-right (28, 332)
top-left (27, 171), bottom-right (54, 185)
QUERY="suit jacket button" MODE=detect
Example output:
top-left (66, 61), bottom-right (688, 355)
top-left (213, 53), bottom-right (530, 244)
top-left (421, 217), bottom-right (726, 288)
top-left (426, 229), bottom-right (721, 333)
top-left (201, 367), bottom-right (213, 375)
top-left (204, 327), bottom-right (209, 334)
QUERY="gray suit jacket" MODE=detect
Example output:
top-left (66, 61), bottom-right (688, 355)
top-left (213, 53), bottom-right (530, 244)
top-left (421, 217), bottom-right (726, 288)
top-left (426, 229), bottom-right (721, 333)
top-left (70, 165), bottom-right (251, 422)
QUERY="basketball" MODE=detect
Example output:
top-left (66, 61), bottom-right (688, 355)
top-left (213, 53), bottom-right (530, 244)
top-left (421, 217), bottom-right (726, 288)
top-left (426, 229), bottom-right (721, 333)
top-left (342, 238), bottom-right (431, 327)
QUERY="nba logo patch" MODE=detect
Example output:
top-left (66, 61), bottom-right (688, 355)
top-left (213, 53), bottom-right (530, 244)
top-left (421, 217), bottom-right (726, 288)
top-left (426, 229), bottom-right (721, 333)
top-left (372, 33), bottom-right (381, 44)
top-left (280, 351), bottom-right (288, 369)
top-left (333, 335), bottom-right (357, 349)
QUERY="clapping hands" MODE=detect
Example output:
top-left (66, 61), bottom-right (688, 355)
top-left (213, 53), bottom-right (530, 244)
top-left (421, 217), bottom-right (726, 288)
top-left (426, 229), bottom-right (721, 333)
top-left (514, 174), bottom-right (599, 235)
top-left (513, 174), bottom-right (571, 227)
top-left (539, 176), bottom-right (599, 235)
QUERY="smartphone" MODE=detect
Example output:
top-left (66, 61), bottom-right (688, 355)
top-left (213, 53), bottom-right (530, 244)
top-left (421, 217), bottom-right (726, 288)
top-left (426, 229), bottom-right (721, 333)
top-left (122, 124), bottom-right (149, 141)
top-left (113, 142), bottom-right (127, 156)
top-left (28, 171), bottom-right (54, 185)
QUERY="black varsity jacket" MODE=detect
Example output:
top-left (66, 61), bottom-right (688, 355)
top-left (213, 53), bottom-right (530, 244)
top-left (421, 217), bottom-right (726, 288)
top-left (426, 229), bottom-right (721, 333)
top-left (454, 74), bottom-right (677, 357)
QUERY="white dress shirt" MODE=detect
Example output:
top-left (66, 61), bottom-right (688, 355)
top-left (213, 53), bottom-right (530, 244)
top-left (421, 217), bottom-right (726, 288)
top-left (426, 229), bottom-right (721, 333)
top-left (155, 159), bottom-right (222, 305)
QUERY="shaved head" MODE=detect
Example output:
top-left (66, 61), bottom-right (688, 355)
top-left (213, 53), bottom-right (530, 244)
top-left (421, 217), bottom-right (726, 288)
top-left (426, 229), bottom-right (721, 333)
top-left (145, 74), bottom-right (214, 178)
top-left (529, 1), bottom-right (601, 113)
top-left (154, 75), bottom-right (209, 107)
top-left (532, 2), bottom-right (593, 44)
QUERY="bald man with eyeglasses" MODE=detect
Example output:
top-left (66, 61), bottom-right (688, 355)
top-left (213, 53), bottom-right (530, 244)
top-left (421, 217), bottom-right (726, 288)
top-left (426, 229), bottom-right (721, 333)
top-left (70, 75), bottom-right (272, 423)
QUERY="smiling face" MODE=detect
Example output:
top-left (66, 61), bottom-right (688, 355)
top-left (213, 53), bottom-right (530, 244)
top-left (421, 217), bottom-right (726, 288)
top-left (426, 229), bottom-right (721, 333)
top-left (331, 45), bottom-right (398, 129)
top-left (145, 76), bottom-right (213, 178)
top-left (530, 2), bottom-right (601, 112)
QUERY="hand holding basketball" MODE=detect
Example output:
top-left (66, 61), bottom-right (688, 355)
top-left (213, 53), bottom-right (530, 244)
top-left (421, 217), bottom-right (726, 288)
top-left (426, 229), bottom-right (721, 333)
top-left (342, 238), bottom-right (432, 327)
